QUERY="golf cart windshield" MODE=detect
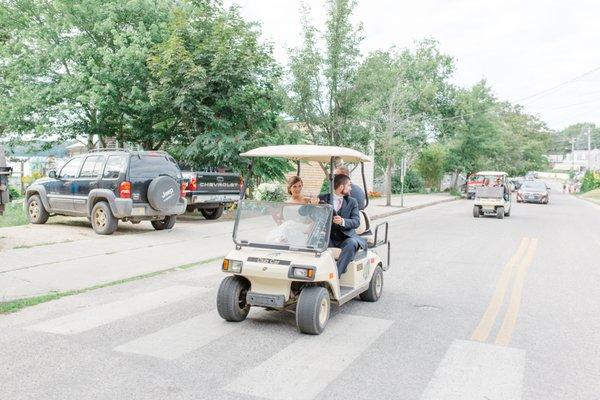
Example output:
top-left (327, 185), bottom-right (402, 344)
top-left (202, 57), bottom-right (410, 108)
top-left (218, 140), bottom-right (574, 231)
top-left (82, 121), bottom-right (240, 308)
top-left (233, 200), bottom-right (333, 252)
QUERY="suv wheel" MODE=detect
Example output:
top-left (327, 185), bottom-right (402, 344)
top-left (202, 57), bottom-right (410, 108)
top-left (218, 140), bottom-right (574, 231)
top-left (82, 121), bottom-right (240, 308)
top-left (27, 195), bottom-right (49, 224)
top-left (151, 215), bottom-right (176, 230)
top-left (200, 205), bottom-right (224, 220)
top-left (91, 201), bottom-right (118, 235)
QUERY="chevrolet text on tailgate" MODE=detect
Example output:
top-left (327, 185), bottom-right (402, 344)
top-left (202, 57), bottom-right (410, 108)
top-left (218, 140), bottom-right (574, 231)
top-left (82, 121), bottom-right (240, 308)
top-left (182, 170), bottom-right (242, 220)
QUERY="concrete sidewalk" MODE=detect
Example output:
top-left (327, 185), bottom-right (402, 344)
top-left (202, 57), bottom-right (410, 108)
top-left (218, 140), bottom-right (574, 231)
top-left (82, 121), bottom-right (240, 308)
top-left (0, 193), bottom-right (457, 302)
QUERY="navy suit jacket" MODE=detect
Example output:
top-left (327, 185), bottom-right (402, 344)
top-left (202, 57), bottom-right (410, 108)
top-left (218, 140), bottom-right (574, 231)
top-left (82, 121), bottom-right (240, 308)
top-left (320, 194), bottom-right (367, 249)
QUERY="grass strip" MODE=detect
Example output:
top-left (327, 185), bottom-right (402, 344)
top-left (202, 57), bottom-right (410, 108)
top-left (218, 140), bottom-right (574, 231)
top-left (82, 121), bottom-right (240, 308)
top-left (0, 202), bottom-right (27, 228)
top-left (0, 256), bottom-right (223, 314)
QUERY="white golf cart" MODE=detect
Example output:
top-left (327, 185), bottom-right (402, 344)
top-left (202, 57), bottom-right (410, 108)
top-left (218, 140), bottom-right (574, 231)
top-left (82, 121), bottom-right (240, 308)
top-left (216, 145), bottom-right (391, 335)
top-left (472, 171), bottom-right (512, 219)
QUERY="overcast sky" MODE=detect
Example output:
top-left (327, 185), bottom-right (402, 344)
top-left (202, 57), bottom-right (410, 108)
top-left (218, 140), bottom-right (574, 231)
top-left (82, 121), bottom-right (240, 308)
top-left (225, 0), bottom-right (600, 131)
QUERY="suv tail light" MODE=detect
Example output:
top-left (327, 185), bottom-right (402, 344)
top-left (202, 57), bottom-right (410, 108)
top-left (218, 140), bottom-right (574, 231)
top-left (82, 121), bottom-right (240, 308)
top-left (180, 181), bottom-right (187, 198)
top-left (188, 177), bottom-right (197, 191)
top-left (119, 181), bottom-right (131, 198)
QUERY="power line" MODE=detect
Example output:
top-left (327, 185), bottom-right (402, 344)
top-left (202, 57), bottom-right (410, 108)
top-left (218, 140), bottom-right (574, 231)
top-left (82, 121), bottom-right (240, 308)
top-left (435, 66), bottom-right (600, 124)
top-left (513, 66), bottom-right (600, 105)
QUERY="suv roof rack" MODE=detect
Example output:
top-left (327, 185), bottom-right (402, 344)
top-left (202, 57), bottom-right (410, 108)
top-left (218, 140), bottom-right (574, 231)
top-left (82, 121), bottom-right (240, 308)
top-left (88, 148), bottom-right (130, 153)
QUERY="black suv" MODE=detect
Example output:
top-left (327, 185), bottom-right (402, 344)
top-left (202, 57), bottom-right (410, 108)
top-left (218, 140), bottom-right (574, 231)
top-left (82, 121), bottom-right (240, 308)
top-left (25, 149), bottom-right (187, 235)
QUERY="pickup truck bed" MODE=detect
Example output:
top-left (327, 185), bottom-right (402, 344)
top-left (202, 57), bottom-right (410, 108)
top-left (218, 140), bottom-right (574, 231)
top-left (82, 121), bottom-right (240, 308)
top-left (182, 171), bottom-right (241, 220)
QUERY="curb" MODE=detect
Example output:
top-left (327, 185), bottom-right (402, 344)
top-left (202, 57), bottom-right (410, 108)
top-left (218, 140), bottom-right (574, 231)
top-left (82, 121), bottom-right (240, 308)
top-left (370, 196), bottom-right (460, 220)
top-left (575, 195), bottom-right (600, 207)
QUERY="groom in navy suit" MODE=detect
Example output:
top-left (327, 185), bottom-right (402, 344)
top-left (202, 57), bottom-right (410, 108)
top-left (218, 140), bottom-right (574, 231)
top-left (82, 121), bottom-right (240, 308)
top-left (319, 174), bottom-right (367, 276)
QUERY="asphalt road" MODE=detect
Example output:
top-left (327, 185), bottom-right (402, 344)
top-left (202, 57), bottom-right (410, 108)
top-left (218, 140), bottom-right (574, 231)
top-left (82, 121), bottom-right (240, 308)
top-left (1, 187), bottom-right (599, 400)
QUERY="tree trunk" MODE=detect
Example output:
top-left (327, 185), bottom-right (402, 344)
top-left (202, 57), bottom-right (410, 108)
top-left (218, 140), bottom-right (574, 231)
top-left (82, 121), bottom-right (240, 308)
top-left (385, 158), bottom-right (393, 206)
top-left (86, 134), bottom-right (95, 150)
top-left (451, 170), bottom-right (459, 190)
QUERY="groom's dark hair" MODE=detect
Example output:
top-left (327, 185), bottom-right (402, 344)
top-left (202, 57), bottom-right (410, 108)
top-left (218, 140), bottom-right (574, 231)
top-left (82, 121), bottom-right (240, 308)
top-left (333, 174), bottom-right (351, 190)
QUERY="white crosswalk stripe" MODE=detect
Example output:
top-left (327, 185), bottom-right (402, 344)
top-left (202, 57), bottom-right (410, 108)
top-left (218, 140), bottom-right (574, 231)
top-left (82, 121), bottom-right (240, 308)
top-left (113, 310), bottom-right (240, 360)
top-left (420, 340), bottom-right (525, 400)
top-left (224, 314), bottom-right (394, 400)
top-left (26, 285), bottom-right (208, 335)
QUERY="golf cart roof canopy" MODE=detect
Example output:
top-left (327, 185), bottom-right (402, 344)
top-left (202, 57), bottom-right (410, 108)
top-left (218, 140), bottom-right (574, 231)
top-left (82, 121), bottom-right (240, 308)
top-left (475, 171), bottom-right (508, 176)
top-left (240, 145), bottom-right (372, 163)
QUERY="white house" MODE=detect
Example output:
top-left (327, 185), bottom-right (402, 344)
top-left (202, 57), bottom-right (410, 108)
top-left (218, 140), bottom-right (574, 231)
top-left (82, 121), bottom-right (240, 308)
top-left (552, 149), bottom-right (600, 171)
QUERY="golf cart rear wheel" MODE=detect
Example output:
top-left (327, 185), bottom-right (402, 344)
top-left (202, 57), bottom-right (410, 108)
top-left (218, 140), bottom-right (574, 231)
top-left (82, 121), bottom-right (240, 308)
top-left (217, 276), bottom-right (250, 322)
top-left (496, 206), bottom-right (505, 219)
top-left (360, 266), bottom-right (383, 302)
top-left (473, 205), bottom-right (480, 218)
top-left (505, 206), bottom-right (511, 217)
top-left (296, 286), bottom-right (330, 335)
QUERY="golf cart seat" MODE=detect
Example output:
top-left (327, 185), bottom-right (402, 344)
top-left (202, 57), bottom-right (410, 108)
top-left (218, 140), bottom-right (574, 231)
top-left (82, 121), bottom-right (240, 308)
top-left (328, 210), bottom-right (375, 260)
top-left (357, 210), bottom-right (377, 247)
top-left (328, 247), bottom-right (342, 260)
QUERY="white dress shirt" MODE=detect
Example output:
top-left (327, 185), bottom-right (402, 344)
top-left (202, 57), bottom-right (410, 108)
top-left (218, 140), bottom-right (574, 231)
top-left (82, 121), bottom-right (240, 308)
top-left (333, 194), bottom-right (345, 227)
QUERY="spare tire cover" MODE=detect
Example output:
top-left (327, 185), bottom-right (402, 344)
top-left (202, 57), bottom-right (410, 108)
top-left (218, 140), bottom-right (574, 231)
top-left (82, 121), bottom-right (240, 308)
top-left (147, 176), bottom-right (180, 212)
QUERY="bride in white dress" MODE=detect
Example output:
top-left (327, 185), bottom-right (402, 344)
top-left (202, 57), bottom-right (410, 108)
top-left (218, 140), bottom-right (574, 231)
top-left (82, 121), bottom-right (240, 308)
top-left (266, 177), bottom-right (319, 245)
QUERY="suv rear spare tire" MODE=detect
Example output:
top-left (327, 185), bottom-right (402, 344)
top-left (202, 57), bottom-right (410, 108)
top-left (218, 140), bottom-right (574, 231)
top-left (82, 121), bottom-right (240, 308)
top-left (147, 176), bottom-right (180, 212)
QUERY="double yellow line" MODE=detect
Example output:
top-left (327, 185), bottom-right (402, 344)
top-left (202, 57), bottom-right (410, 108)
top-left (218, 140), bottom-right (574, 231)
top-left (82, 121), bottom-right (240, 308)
top-left (471, 237), bottom-right (538, 346)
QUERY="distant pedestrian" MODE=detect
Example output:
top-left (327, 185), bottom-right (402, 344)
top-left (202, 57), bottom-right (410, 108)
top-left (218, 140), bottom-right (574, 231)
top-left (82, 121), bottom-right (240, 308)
top-left (562, 183), bottom-right (566, 193)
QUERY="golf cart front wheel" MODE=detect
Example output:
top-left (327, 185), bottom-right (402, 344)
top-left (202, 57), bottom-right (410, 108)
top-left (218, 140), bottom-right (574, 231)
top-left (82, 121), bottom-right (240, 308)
top-left (496, 206), bottom-right (505, 219)
top-left (296, 286), bottom-right (330, 335)
top-left (473, 206), bottom-right (480, 218)
top-left (217, 276), bottom-right (250, 322)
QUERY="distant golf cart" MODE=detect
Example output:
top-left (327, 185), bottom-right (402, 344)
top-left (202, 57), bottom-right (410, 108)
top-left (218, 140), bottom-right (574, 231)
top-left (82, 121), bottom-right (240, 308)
top-left (472, 171), bottom-right (512, 219)
top-left (216, 145), bottom-right (391, 335)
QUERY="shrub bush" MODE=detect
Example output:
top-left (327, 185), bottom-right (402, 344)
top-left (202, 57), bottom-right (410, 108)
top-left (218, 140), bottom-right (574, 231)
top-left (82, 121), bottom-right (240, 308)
top-left (8, 186), bottom-right (21, 200)
top-left (392, 169), bottom-right (424, 194)
top-left (254, 182), bottom-right (286, 202)
top-left (580, 170), bottom-right (600, 193)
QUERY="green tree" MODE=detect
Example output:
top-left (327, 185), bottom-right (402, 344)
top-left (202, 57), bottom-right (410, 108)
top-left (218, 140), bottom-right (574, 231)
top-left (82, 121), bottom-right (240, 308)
top-left (549, 123), bottom-right (598, 154)
top-left (495, 102), bottom-right (551, 176)
top-left (285, 0), bottom-right (367, 148)
top-left (443, 81), bottom-right (503, 187)
top-left (0, 0), bottom-right (176, 148)
top-left (148, 3), bottom-right (294, 182)
top-left (355, 40), bottom-right (454, 204)
top-left (415, 144), bottom-right (447, 189)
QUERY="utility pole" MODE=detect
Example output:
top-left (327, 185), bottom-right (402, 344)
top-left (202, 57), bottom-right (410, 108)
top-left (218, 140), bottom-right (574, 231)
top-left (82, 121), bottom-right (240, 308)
top-left (400, 156), bottom-right (406, 207)
top-left (587, 126), bottom-right (592, 171)
top-left (571, 137), bottom-right (575, 172)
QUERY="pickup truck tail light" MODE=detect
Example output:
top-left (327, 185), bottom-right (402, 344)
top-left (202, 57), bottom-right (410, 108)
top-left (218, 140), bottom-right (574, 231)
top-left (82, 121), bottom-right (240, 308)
top-left (188, 177), bottom-right (197, 191)
top-left (119, 181), bottom-right (131, 198)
